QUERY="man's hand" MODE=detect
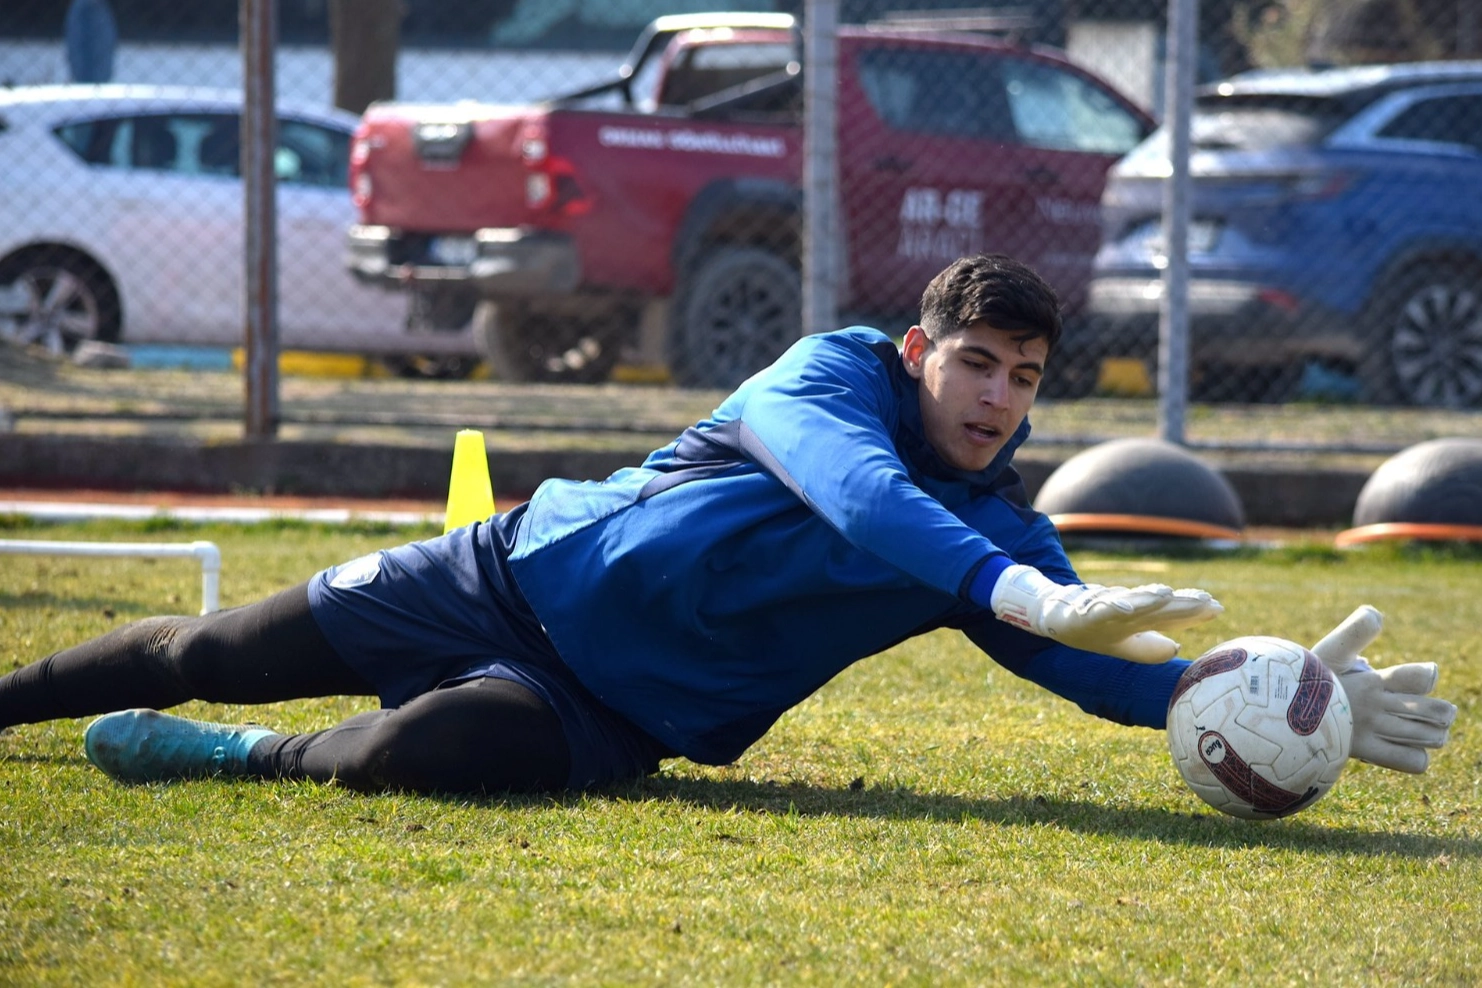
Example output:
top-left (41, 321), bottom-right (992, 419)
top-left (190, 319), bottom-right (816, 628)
top-left (988, 564), bottom-right (1223, 663)
top-left (1311, 605), bottom-right (1457, 774)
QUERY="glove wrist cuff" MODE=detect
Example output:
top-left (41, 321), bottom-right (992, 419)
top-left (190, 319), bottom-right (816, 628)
top-left (988, 563), bottom-right (1057, 633)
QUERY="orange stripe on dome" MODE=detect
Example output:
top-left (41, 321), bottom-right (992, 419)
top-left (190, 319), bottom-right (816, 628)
top-left (1334, 522), bottom-right (1482, 547)
top-left (1046, 513), bottom-right (1243, 541)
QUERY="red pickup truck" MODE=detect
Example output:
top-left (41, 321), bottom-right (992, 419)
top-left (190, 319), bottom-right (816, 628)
top-left (347, 13), bottom-right (1153, 386)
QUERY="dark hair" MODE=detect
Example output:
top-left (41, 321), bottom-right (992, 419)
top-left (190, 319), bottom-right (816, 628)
top-left (918, 254), bottom-right (1062, 353)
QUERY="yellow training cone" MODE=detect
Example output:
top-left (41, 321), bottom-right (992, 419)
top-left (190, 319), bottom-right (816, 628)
top-left (443, 429), bottom-right (497, 533)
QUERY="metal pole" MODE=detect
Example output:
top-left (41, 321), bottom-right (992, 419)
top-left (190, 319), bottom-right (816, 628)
top-left (0, 539), bottom-right (222, 614)
top-left (242, 0), bottom-right (279, 438)
top-left (1157, 0), bottom-right (1196, 444)
top-left (802, 0), bottom-right (840, 335)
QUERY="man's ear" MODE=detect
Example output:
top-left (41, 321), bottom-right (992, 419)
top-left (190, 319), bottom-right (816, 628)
top-left (901, 326), bottom-right (929, 379)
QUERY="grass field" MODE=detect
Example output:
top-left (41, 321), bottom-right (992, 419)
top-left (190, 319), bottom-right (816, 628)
top-left (2, 518), bottom-right (1480, 986)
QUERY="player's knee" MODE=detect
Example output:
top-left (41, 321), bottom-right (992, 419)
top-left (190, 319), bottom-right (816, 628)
top-left (161, 616), bottom-right (236, 696)
top-left (371, 695), bottom-right (570, 794)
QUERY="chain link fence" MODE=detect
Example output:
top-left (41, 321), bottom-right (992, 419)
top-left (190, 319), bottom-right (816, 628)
top-left (2, 0), bottom-right (1480, 424)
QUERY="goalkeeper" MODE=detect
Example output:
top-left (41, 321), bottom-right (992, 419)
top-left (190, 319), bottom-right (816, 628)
top-left (0, 254), bottom-right (1455, 793)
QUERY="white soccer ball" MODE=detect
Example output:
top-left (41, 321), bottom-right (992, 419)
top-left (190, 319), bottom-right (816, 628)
top-left (1166, 635), bottom-right (1353, 820)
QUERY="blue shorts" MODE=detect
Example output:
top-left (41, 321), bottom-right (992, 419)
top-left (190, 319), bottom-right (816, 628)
top-left (305, 507), bottom-right (669, 788)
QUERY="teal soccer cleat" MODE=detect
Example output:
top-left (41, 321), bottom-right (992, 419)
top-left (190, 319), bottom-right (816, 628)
top-left (84, 709), bottom-right (278, 783)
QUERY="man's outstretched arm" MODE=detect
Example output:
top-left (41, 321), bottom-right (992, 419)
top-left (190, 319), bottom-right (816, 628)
top-left (963, 613), bottom-right (1193, 730)
top-left (732, 330), bottom-right (1221, 661)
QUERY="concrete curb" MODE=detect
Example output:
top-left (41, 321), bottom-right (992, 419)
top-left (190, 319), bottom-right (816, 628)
top-left (0, 433), bottom-right (1368, 527)
top-left (0, 434), bottom-right (635, 504)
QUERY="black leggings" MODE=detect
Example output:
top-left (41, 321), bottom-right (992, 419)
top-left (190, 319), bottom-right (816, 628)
top-left (0, 584), bottom-right (571, 793)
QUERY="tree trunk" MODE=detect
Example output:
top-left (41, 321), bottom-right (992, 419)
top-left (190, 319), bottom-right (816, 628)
top-left (329, 0), bottom-right (402, 115)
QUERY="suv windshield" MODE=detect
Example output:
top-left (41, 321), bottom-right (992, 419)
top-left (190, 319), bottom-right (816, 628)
top-left (1190, 95), bottom-right (1346, 151)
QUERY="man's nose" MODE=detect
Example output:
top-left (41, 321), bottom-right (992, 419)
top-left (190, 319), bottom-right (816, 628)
top-left (980, 371), bottom-right (1008, 406)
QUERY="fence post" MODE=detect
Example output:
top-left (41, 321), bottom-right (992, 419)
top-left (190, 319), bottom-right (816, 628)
top-left (1157, 0), bottom-right (1197, 445)
top-left (802, 0), bottom-right (840, 337)
top-left (242, 0), bottom-right (279, 439)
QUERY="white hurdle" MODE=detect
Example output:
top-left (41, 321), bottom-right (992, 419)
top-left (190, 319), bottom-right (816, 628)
top-left (0, 539), bottom-right (222, 614)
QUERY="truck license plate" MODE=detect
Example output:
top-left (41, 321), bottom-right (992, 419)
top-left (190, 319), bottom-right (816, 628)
top-left (429, 237), bottom-right (477, 266)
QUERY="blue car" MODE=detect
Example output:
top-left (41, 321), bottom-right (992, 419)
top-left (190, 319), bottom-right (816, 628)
top-left (1073, 61), bottom-right (1482, 407)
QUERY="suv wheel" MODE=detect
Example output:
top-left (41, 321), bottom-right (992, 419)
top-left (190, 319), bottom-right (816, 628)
top-left (0, 252), bottom-right (121, 354)
top-left (1362, 263), bottom-right (1482, 408)
top-left (670, 247), bottom-right (800, 389)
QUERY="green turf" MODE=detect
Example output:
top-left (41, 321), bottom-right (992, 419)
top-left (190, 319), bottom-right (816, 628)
top-left (2, 519), bottom-right (1479, 985)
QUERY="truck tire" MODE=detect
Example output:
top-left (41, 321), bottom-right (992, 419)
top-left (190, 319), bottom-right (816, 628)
top-left (670, 247), bottom-right (801, 389)
top-left (474, 299), bottom-right (632, 384)
top-left (0, 249), bottom-right (121, 354)
top-left (1360, 261), bottom-right (1482, 408)
top-left (380, 354), bottom-right (482, 380)
top-left (381, 291), bottom-right (481, 379)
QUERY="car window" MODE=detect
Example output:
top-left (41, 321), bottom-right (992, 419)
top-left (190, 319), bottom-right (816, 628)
top-left (52, 111), bottom-right (348, 185)
top-left (196, 115), bottom-right (241, 175)
top-left (855, 48), bottom-right (1015, 141)
top-left (1376, 94), bottom-right (1482, 153)
top-left (1191, 95), bottom-right (1344, 150)
top-left (277, 118), bottom-right (350, 187)
top-left (1000, 58), bottom-right (1145, 155)
top-left (53, 112), bottom-right (237, 175)
top-left (54, 116), bottom-right (120, 164)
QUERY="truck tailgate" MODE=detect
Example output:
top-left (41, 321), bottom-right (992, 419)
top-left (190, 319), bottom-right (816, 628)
top-left (356, 104), bottom-right (534, 232)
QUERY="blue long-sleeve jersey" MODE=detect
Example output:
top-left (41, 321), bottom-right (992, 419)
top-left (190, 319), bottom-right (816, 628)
top-left (506, 327), bottom-right (1189, 765)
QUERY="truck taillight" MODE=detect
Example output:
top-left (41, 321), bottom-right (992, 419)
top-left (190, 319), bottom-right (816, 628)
top-left (525, 155), bottom-right (590, 217)
top-left (350, 129), bottom-right (379, 209)
top-left (526, 172), bottom-right (551, 206)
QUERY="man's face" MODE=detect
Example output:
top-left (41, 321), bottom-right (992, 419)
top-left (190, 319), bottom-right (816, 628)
top-left (901, 320), bottom-right (1046, 472)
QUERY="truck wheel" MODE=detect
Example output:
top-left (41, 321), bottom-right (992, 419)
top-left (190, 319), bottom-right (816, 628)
top-left (382, 291), bottom-right (480, 378)
top-left (475, 300), bottom-right (630, 384)
top-left (670, 247), bottom-right (801, 389)
top-left (1360, 261), bottom-right (1482, 408)
top-left (0, 250), bottom-right (121, 354)
top-left (380, 355), bottom-right (482, 379)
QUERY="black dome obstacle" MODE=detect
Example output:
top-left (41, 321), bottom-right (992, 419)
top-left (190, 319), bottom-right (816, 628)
top-left (1033, 438), bottom-right (1245, 541)
top-left (1336, 437), bottom-right (1482, 546)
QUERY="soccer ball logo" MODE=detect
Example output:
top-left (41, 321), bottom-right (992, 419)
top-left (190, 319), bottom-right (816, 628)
top-left (1167, 636), bottom-right (1353, 820)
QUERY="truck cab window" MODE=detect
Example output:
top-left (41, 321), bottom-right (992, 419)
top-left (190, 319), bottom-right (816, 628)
top-left (658, 39), bottom-right (795, 107)
top-left (856, 48), bottom-right (1014, 142)
top-left (1001, 59), bottom-right (1145, 155)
